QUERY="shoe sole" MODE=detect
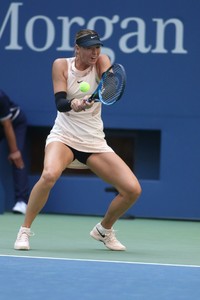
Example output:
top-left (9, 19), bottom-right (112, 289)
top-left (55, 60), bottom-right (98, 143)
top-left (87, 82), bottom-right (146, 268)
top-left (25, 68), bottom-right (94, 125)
top-left (14, 244), bottom-right (30, 250)
top-left (12, 211), bottom-right (24, 214)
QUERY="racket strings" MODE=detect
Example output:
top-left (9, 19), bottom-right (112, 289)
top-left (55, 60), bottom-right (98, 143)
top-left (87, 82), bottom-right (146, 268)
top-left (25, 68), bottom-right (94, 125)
top-left (100, 65), bottom-right (126, 105)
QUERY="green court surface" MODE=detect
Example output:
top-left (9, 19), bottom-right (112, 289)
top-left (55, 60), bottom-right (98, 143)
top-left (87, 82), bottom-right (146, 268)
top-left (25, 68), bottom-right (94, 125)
top-left (0, 213), bottom-right (199, 266)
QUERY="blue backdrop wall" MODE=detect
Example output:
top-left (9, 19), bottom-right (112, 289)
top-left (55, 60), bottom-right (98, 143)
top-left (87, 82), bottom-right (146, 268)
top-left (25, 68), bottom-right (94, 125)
top-left (0, 0), bottom-right (200, 219)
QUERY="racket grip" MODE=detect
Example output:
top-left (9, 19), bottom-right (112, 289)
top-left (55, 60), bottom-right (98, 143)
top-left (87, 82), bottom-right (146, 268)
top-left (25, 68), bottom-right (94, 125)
top-left (86, 95), bottom-right (97, 103)
top-left (87, 97), bottom-right (93, 103)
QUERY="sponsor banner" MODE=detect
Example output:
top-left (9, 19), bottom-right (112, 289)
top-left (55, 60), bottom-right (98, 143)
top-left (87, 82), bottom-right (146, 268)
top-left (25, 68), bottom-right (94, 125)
top-left (0, 1), bottom-right (199, 125)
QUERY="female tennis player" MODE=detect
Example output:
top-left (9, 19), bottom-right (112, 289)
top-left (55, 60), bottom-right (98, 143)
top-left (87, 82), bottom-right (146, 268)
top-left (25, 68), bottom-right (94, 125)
top-left (14, 29), bottom-right (142, 251)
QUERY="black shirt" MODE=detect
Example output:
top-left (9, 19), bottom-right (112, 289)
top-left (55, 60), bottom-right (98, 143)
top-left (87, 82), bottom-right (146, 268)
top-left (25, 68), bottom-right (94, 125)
top-left (0, 90), bottom-right (19, 121)
top-left (0, 90), bottom-right (20, 137)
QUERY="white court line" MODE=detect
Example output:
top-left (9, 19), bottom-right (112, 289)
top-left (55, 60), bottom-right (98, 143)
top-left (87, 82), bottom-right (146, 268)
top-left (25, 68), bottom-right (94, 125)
top-left (0, 254), bottom-right (200, 268)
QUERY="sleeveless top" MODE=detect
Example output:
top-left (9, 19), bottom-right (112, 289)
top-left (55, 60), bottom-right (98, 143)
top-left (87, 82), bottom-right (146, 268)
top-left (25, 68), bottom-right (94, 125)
top-left (46, 57), bottom-right (113, 168)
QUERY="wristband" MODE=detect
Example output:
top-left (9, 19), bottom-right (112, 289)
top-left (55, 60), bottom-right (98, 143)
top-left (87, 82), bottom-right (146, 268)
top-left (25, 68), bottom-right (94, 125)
top-left (55, 91), bottom-right (73, 112)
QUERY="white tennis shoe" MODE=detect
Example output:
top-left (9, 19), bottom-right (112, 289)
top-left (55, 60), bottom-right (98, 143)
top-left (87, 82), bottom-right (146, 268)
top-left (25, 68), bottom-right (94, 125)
top-left (12, 201), bottom-right (27, 214)
top-left (14, 226), bottom-right (34, 250)
top-left (90, 223), bottom-right (126, 251)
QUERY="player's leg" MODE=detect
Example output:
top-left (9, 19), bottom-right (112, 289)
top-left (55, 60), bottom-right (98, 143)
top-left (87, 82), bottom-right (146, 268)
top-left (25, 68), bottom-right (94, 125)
top-left (23, 142), bottom-right (74, 227)
top-left (88, 152), bottom-right (141, 226)
top-left (87, 152), bottom-right (141, 250)
top-left (14, 142), bottom-right (74, 250)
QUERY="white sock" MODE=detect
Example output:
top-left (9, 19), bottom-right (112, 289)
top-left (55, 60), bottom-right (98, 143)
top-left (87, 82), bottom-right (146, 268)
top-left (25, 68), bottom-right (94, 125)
top-left (97, 223), bottom-right (111, 234)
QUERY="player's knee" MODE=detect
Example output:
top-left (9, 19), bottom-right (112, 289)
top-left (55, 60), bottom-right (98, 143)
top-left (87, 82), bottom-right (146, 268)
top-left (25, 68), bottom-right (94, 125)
top-left (41, 169), bottom-right (60, 188)
top-left (135, 182), bottom-right (142, 199)
top-left (125, 181), bottom-right (142, 203)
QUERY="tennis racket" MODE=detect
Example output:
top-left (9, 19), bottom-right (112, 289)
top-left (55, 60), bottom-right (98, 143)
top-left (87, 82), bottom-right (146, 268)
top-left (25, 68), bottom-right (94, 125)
top-left (87, 63), bottom-right (126, 105)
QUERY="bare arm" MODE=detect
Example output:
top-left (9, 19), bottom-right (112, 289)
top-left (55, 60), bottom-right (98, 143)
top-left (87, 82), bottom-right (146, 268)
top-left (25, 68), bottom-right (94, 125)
top-left (96, 54), bottom-right (112, 78)
top-left (1, 118), bottom-right (24, 168)
top-left (52, 58), bottom-right (68, 93)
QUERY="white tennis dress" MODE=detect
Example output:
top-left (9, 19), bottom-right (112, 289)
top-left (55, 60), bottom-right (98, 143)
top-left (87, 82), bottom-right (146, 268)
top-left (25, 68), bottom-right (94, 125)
top-left (46, 57), bottom-right (113, 168)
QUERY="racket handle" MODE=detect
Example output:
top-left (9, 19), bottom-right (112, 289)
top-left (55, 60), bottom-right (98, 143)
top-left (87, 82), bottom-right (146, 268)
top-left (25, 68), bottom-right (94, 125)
top-left (86, 98), bottom-right (96, 105)
top-left (87, 97), bottom-right (93, 103)
top-left (87, 94), bottom-right (97, 103)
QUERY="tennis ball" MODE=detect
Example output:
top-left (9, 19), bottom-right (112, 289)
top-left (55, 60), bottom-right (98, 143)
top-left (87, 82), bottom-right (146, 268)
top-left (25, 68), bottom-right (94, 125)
top-left (79, 81), bottom-right (90, 93)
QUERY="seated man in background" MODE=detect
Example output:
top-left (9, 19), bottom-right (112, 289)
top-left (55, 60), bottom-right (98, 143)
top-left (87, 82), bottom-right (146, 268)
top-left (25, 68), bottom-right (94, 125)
top-left (0, 89), bottom-right (29, 214)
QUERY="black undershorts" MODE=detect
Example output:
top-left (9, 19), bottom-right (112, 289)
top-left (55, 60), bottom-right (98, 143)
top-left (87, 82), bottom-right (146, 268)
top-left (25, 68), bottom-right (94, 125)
top-left (67, 145), bottom-right (93, 164)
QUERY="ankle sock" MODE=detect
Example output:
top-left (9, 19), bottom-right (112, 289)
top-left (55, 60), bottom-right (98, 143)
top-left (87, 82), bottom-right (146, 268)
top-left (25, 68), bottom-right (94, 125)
top-left (97, 223), bottom-right (111, 234)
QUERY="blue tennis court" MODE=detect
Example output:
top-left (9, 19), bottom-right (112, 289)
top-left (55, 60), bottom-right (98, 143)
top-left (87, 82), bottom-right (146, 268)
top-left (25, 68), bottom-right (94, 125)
top-left (0, 213), bottom-right (200, 299)
top-left (0, 255), bottom-right (200, 300)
